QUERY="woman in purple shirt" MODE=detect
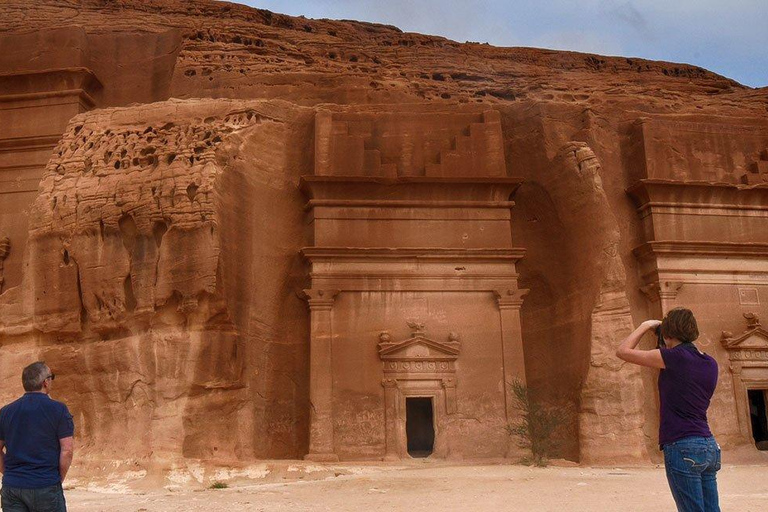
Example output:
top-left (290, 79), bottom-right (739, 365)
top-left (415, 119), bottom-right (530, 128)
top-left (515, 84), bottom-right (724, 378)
top-left (616, 307), bottom-right (720, 512)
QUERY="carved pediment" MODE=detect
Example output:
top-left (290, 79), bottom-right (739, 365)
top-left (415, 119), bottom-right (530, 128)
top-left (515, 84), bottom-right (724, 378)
top-left (378, 334), bottom-right (460, 361)
top-left (377, 324), bottom-right (461, 374)
top-left (721, 313), bottom-right (768, 361)
top-left (721, 327), bottom-right (768, 350)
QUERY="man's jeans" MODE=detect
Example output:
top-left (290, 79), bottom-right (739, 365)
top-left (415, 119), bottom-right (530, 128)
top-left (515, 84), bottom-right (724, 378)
top-left (1, 483), bottom-right (66, 512)
top-left (663, 436), bottom-right (721, 512)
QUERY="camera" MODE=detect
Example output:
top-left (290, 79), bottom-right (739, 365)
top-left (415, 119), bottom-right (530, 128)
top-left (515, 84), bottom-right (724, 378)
top-left (654, 325), bottom-right (665, 349)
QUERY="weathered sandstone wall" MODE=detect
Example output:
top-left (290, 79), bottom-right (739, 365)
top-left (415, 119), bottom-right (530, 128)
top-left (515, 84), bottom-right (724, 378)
top-left (1, 0), bottom-right (767, 469)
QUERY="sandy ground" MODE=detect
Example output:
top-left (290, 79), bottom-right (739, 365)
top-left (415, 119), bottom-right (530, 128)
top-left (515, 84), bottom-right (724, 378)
top-left (62, 460), bottom-right (768, 512)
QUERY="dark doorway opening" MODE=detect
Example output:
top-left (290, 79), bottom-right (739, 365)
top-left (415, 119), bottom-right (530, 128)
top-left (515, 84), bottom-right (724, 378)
top-left (748, 389), bottom-right (768, 450)
top-left (406, 397), bottom-right (434, 458)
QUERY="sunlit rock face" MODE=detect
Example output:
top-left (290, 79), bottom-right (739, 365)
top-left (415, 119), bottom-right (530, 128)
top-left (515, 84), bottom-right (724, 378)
top-left (0, 0), bottom-right (767, 469)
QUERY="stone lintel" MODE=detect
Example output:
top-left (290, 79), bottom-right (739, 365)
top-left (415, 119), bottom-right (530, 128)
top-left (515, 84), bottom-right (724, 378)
top-left (301, 246), bottom-right (526, 262)
top-left (302, 248), bottom-right (524, 294)
top-left (626, 179), bottom-right (768, 212)
top-left (633, 241), bottom-right (768, 260)
top-left (299, 175), bottom-right (523, 203)
top-left (633, 242), bottom-right (768, 286)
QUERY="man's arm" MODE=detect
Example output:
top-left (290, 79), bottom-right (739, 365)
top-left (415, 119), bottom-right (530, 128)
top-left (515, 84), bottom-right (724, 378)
top-left (616, 320), bottom-right (665, 369)
top-left (59, 436), bottom-right (74, 482)
top-left (0, 439), bottom-right (5, 475)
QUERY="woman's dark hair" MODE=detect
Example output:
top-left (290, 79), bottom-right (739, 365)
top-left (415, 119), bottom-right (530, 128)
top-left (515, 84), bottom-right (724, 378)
top-left (661, 307), bottom-right (699, 343)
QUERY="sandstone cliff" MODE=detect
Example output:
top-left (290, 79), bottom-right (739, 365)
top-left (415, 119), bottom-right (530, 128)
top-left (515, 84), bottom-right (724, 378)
top-left (1, 0), bottom-right (767, 471)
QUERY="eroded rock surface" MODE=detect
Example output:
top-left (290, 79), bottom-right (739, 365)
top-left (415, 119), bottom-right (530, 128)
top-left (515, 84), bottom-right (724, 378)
top-left (1, 0), bottom-right (767, 470)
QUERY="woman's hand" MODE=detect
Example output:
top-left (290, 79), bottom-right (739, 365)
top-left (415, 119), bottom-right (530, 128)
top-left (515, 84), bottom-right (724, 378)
top-left (616, 319), bottom-right (666, 369)
top-left (641, 319), bottom-right (662, 331)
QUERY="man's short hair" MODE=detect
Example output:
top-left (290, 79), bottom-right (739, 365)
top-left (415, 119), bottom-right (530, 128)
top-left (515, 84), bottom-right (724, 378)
top-left (661, 307), bottom-right (700, 343)
top-left (22, 361), bottom-right (50, 392)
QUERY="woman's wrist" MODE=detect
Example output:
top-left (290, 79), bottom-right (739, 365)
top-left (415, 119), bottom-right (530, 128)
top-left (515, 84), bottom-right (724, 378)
top-left (640, 319), bottom-right (661, 331)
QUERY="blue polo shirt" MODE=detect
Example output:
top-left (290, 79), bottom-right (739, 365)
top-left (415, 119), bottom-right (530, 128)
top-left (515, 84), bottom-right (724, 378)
top-left (0, 393), bottom-right (74, 489)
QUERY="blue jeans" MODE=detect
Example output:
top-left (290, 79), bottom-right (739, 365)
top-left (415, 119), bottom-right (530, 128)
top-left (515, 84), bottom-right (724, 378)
top-left (663, 436), bottom-right (721, 512)
top-left (1, 483), bottom-right (66, 512)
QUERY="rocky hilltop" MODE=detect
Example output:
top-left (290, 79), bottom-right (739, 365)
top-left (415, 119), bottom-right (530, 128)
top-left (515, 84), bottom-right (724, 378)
top-left (0, 0), bottom-right (767, 474)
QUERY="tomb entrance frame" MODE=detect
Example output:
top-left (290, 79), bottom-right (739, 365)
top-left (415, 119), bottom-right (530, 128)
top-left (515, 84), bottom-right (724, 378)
top-left (721, 314), bottom-right (768, 443)
top-left (378, 324), bottom-right (459, 459)
top-left (300, 107), bottom-right (529, 461)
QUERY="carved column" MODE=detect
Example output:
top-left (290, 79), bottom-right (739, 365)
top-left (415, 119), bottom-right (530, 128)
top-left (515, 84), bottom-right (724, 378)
top-left (382, 378), bottom-right (400, 461)
top-left (301, 289), bottom-right (340, 461)
top-left (494, 288), bottom-right (529, 421)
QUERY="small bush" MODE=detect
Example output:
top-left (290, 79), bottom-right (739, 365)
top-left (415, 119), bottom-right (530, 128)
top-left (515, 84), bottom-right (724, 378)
top-left (507, 379), bottom-right (570, 467)
top-left (209, 481), bottom-right (229, 489)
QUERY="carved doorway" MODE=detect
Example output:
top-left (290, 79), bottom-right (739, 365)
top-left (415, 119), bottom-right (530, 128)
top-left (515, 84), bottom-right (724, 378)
top-left (747, 390), bottom-right (768, 450)
top-left (379, 323), bottom-right (459, 460)
top-left (406, 397), bottom-right (435, 457)
top-left (721, 313), bottom-right (768, 447)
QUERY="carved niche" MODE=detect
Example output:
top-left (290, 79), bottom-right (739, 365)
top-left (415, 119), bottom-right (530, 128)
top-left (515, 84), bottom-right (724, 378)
top-left (721, 313), bottom-right (768, 441)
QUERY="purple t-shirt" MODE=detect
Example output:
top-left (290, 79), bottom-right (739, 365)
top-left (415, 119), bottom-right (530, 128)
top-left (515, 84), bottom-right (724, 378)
top-left (658, 343), bottom-right (718, 446)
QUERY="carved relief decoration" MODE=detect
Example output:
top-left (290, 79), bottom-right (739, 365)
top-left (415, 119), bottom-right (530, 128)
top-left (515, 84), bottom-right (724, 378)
top-left (378, 322), bottom-right (460, 375)
top-left (720, 312), bottom-right (768, 441)
top-left (721, 312), bottom-right (768, 360)
top-left (378, 322), bottom-right (461, 458)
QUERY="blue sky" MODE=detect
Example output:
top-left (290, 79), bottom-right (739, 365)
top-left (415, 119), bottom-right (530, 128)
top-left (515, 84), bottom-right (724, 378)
top-left (240, 0), bottom-right (767, 88)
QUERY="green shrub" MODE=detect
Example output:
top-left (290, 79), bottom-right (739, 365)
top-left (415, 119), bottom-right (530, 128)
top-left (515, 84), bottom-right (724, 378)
top-left (507, 379), bottom-right (569, 467)
top-left (209, 481), bottom-right (229, 489)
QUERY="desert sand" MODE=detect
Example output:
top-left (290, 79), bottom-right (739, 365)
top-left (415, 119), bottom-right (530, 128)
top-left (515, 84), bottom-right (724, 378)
top-left (64, 461), bottom-right (768, 511)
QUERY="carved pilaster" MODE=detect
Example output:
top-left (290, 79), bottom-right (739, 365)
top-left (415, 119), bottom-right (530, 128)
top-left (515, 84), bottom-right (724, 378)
top-left (300, 288), bottom-right (340, 462)
top-left (301, 288), bottom-right (339, 311)
top-left (640, 281), bottom-right (683, 317)
top-left (493, 288), bottom-right (528, 458)
top-left (729, 362), bottom-right (751, 440)
top-left (381, 378), bottom-right (399, 461)
top-left (494, 288), bottom-right (529, 310)
top-left (640, 281), bottom-right (683, 303)
top-left (441, 377), bottom-right (457, 414)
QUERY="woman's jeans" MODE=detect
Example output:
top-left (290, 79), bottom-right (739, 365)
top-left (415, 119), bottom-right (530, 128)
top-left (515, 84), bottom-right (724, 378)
top-left (663, 436), bottom-right (721, 512)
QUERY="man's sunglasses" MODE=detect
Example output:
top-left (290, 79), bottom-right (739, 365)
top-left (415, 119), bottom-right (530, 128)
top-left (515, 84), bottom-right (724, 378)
top-left (45, 373), bottom-right (55, 381)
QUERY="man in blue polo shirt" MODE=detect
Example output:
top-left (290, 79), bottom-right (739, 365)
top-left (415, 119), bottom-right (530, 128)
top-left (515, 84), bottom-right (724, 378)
top-left (0, 362), bottom-right (74, 512)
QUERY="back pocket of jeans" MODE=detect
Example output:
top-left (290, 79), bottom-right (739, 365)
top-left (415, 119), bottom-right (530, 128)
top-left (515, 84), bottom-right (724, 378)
top-left (679, 446), bottom-right (708, 469)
